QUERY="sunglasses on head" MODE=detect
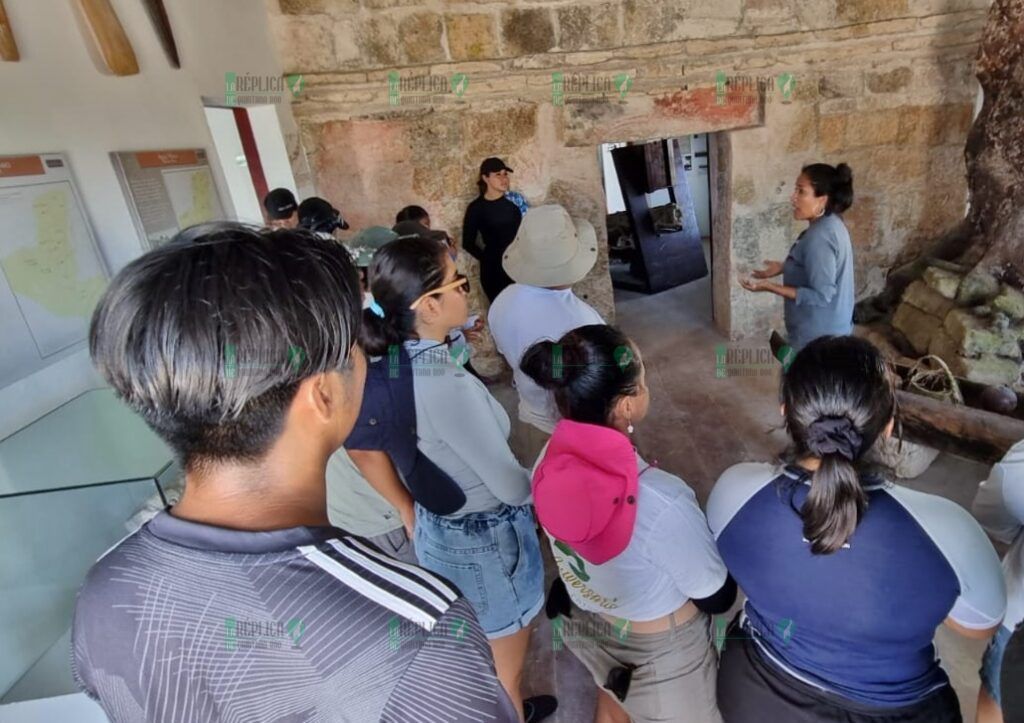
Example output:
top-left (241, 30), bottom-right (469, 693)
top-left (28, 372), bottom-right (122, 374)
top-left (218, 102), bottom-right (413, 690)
top-left (409, 274), bottom-right (470, 310)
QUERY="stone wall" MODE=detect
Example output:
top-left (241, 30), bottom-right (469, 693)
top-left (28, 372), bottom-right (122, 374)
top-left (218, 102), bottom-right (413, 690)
top-left (269, 0), bottom-right (990, 354)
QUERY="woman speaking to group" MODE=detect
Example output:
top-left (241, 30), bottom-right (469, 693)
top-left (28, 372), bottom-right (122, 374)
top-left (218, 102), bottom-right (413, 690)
top-left (741, 163), bottom-right (855, 352)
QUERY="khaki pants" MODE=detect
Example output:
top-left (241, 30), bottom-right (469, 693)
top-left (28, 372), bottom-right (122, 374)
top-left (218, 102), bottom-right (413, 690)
top-left (562, 606), bottom-right (723, 723)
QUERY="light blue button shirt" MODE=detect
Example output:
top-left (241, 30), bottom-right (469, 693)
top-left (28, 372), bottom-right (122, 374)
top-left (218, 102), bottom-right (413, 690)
top-left (782, 213), bottom-right (855, 350)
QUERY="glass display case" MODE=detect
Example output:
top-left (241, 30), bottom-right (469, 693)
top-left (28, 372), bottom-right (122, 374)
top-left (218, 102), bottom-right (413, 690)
top-left (0, 389), bottom-right (179, 710)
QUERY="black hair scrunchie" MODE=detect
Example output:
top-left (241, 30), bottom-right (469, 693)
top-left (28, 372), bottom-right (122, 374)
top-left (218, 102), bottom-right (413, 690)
top-left (806, 416), bottom-right (862, 461)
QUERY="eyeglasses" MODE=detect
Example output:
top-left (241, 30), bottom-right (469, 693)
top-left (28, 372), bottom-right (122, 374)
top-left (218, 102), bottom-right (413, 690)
top-left (409, 274), bottom-right (470, 310)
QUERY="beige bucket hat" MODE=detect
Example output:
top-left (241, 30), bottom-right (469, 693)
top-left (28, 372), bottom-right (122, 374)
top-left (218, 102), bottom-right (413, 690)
top-left (502, 204), bottom-right (599, 287)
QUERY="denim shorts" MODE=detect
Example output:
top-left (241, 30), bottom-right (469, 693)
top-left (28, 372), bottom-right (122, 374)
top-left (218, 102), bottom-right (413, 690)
top-left (980, 624), bottom-right (1012, 705)
top-left (414, 502), bottom-right (544, 639)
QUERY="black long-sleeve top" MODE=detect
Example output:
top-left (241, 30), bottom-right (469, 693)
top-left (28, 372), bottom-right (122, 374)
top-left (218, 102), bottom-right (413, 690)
top-left (461, 195), bottom-right (523, 301)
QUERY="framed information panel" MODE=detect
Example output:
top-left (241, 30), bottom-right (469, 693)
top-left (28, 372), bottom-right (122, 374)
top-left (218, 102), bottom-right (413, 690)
top-left (0, 153), bottom-right (108, 388)
top-left (111, 148), bottom-right (226, 249)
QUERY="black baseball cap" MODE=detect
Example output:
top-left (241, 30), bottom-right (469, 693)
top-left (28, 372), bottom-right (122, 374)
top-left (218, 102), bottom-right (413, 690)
top-left (297, 197), bottom-right (350, 233)
top-left (263, 188), bottom-right (298, 220)
top-left (479, 157), bottom-right (513, 175)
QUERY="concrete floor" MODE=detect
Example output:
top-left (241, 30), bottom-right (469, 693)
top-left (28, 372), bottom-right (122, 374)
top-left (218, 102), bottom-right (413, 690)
top-left (495, 272), bottom-right (993, 722)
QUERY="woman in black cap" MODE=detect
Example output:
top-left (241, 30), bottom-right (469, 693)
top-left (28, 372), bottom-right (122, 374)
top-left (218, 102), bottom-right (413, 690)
top-left (462, 157), bottom-right (528, 302)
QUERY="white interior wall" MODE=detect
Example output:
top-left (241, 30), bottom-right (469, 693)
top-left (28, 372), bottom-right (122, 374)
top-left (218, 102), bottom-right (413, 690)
top-left (0, 0), bottom-right (296, 439)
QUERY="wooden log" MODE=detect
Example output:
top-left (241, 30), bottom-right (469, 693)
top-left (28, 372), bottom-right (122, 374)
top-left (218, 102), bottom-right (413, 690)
top-left (76, 0), bottom-right (139, 76)
top-left (0, 0), bottom-right (19, 61)
top-left (896, 389), bottom-right (1024, 464)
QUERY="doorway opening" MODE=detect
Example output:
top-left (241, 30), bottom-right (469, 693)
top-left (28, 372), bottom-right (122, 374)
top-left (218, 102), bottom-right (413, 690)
top-left (203, 104), bottom-right (297, 225)
top-left (600, 133), bottom-right (718, 324)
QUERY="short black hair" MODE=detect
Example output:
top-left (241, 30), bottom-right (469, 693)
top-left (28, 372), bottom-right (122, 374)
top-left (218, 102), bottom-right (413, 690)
top-left (89, 223), bottom-right (362, 471)
top-left (395, 205), bottom-right (429, 225)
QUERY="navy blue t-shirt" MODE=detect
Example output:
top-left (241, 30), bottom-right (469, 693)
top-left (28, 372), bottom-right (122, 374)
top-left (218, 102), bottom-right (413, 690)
top-left (707, 463), bottom-right (1005, 707)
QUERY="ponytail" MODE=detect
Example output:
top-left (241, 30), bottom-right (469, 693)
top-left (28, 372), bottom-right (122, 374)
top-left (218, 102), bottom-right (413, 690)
top-left (800, 418), bottom-right (868, 554)
top-left (360, 307), bottom-right (406, 358)
top-left (359, 237), bottom-right (447, 356)
top-left (782, 336), bottom-right (895, 555)
top-left (521, 325), bottom-right (641, 427)
top-left (520, 340), bottom-right (570, 391)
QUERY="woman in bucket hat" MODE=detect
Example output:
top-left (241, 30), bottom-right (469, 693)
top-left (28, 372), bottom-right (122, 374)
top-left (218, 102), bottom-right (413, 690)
top-left (523, 324), bottom-right (736, 723)
top-left (489, 204), bottom-right (604, 468)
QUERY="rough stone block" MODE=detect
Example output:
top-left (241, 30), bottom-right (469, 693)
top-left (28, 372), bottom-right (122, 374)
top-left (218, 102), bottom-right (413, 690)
top-left (785, 111), bottom-right (816, 153)
top-left (928, 327), bottom-right (959, 362)
top-left (819, 70), bottom-right (864, 99)
top-left (398, 12), bottom-right (445, 64)
top-left (892, 302), bottom-right (943, 355)
top-left (623, 0), bottom-right (683, 45)
top-left (845, 108), bottom-right (902, 147)
top-left (943, 309), bottom-right (1003, 357)
top-left (818, 114), bottom-right (846, 153)
top-left (993, 285), bottom-right (1024, 320)
top-left (836, 0), bottom-right (910, 23)
top-left (357, 16), bottom-right (400, 67)
top-left (501, 8), bottom-right (555, 56)
top-left (955, 355), bottom-right (1022, 386)
top-left (902, 280), bottom-right (955, 318)
top-left (446, 14), bottom-right (498, 61)
top-left (557, 3), bottom-right (620, 51)
top-left (867, 66), bottom-right (912, 93)
top-left (922, 266), bottom-right (962, 299)
top-left (843, 196), bottom-right (878, 248)
top-left (956, 269), bottom-right (1001, 305)
top-left (272, 16), bottom-right (338, 74)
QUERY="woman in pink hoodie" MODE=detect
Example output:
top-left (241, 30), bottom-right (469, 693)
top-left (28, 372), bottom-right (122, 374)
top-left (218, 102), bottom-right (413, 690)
top-left (522, 324), bottom-right (736, 723)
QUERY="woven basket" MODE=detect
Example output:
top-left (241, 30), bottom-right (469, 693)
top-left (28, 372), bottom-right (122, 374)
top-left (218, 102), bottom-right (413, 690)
top-left (907, 354), bottom-right (964, 406)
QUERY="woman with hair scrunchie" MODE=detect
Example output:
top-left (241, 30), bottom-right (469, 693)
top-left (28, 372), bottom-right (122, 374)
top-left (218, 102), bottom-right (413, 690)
top-left (706, 335), bottom-right (1006, 723)
top-left (740, 163), bottom-right (856, 354)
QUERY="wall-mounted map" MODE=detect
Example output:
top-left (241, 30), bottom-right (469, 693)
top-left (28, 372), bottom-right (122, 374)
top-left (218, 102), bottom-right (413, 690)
top-left (111, 149), bottom-right (225, 249)
top-left (0, 154), bottom-right (109, 388)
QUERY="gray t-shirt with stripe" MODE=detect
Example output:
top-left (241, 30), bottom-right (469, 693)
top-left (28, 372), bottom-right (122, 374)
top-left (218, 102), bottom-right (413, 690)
top-left (71, 511), bottom-right (517, 722)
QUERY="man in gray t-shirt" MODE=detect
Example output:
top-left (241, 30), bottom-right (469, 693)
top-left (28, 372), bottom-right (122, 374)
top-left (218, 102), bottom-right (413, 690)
top-left (73, 224), bottom-right (516, 722)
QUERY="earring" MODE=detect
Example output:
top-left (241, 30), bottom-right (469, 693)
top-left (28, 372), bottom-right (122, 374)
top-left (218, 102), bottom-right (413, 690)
top-left (627, 420), bottom-right (634, 434)
top-left (815, 205), bottom-right (826, 218)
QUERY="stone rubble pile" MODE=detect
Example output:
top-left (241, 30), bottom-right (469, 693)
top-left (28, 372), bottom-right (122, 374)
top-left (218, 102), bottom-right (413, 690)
top-left (891, 262), bottom-right (1024, 387)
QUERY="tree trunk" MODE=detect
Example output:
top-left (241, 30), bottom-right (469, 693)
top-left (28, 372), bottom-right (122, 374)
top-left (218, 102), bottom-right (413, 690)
top-left (956, 0), bottom-right (1024, 285)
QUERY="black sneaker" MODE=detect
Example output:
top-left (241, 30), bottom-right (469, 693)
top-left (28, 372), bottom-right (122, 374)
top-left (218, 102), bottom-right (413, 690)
top-left (523, 695), bottom-right (558, 723)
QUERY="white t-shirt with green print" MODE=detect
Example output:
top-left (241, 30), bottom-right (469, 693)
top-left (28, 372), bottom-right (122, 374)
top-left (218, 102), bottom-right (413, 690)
top-left (544, 454), bottom-right (728, 622)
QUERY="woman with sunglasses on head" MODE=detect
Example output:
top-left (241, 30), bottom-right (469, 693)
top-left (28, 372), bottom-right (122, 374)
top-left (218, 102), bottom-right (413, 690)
top-left (362, 237), bottom-right (556, 723)
top-left (707, 335), bottom-right (1006, 723)
top-left (523, 324), bottom-right (734, 723)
